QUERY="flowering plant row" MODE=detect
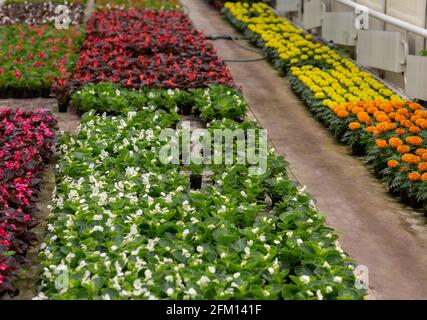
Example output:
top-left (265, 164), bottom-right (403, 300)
top-left (62, 9), bottom-right (234, 97)
top-left (223, 2), bottom-right (400, 104)
top-left (36, 89), bottom-right (364, 299)
top-left (0, 24), bottom-right (84, 98)
top-left (288, 70), bottom-right (427, 209)
top-left (70, 82), bottom-right (248, 123)
top-left (0, 1), bottom-right (84, 25)
top-left (223, 2), bottom-right (427, 211)
top-left (0, 108), bottom-right (57, 298)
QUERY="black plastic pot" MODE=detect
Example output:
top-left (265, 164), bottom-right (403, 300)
top-left (190, 174), bottom-right (202, 190)
top-left (271, 196), bottom-right (283, 208)
top-left (373, 164), bottom-right (386, 179)
top-left (400, 189), bottom-right (410, 205)
top-left (58, 101), bottom-right (68, 113)
top-left (388, 185), bottom-right (400, 197)
top-left (180, 104), bottom-right (192, 116)
top-left (352, 142), bottom-right (365, 156)
top-left (409, 196), bottom-right (423, 209)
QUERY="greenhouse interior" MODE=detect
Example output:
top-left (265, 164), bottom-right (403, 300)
top-left (0, 0), bottom-right (427, 305)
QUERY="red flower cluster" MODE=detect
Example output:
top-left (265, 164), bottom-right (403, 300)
top-left (0, 108), bottom-right (57, 298)
top-left (0, 24), bottom-right (84, 98)
top-left (65, 9), bottom-right (235, 91)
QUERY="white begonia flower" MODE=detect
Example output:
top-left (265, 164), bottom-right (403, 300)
top-left (144, 269), bottom-right (152, 280)
top-left (182, 229), bottom-right (190, 237)
top-left (268, 267), bottom-right (275, 275)
top-left (306, 290), bottom-right (314, 297)
top-left (323, 261), bottom-right (331, 269)
top-left (197, 276), bottom-right (210, 287)
top-left (93, 214), bottom-right (103, 221)
top-left (208, 266), bottom-right (216, 274)
top-left (133, 279), bottom-right (142, 290)
top-left (316, 290), bottom-right (324, 300)
top-left (296, 239), bottom-right (303, 246)
top-left (196, 246), bottom-right (204, 253)
top-left (326, 286), bottom-right (333, 293)
top-left (187, 288), bottom-right (197, 297)
top-left (333, 276), bottom-right (342, 283)
top-left (166, 288), bottom-right (174, 296)
top-left (92, 226), bottom-right (104, 232)
top-left (233, 272), bottom-right (240, 279)
top-left (299, 275), bottom-right (310, 284)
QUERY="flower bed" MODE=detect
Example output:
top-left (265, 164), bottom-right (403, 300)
top-left (0, 24), bottom-right (84, 98)
top-left (35, 87), bottom-right (364, 300)
top-left (70, 82), bottom-right (248, 123)
top-left (223, 2), bottom-right (427, 211)
top-left (0, 1), bottom-right (84, 25)
top-left (95, 0), bottom-right (179, 9)
top-left (62, 9), bottom-right (234, 98)
top-left (0, 108), bottom-right (57, 298)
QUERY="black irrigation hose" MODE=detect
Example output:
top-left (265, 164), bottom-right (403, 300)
top-left (206, 35), bottom-right (268, 63)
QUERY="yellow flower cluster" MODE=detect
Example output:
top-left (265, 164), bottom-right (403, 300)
top-left (224, 2), bottom-right (404, 108)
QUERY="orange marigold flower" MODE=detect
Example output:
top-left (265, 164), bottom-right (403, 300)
top-left (397, 107), bottom-right (408, 115)
top-left (395, 128), bottom-right (406, 135)
top-left (384, 106), bottom-right (393, 114)
top-left (389, 137), bottom-right (403, 148)
top-left (377, 122), bottom-right (390, 133)
top-left (409, 102), bottom-right (422, 111)
top-left (351, 107), bottom-right (364, 115)
top-left (367, 107), bottom-right (378, 114)
top-left (357, 112), bottom-right (372, 124)
top-left (409, 126), bottom-right (421, 134)
top-left (416, 149), bottom-right (427, 156)
top-left (337, 110), bottom-right (349, 118)
top-left (422, 173), bottom-right (427, 182)
top-left (387, 160), bottom-right (399, 168)
top-left (405, 136), bottom-right (423, 146)
top-left (349, 122), bottom-right (361, 130)
top-left (408, 171), bottom-right (421, 182)
top-left (423, 153), bottom-right (427, 161)
top-left (375, 114), bottom-right (390, 122)
top-left (375, 139), bottom-right (388, 149)
top-left (402, 153), bottom-right (421, 165)
top-left (420, 120), bottom-right (427, 130)
top-left (397, 145), bottom-right (410, 154)
top-left (387, 123), bottom-right (396, 130)
top-left (418, 162), bottom-right (427, 172)
top-left (401, 120), bottom-right (413, 129)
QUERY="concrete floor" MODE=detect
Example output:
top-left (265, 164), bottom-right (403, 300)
top-left (181, 0), bottom-right (427, 300)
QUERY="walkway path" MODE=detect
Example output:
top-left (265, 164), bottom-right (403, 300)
top-left (181, 0), bottom-right (427, 300)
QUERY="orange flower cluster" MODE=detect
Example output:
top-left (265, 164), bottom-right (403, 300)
top-left (335, 100), bottom-right (427, 184)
